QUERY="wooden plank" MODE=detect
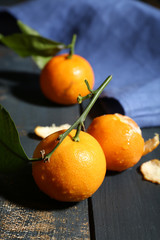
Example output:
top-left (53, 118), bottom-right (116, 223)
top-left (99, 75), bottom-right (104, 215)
top-left (0, 46), bottom-right (90, 239)
top-left (91, 127), bottom-right (160, 240)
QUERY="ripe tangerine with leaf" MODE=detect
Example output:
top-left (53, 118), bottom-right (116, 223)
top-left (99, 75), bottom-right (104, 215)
top-left (87, 113), bottom-right (144, 172)
top-left (40, 53), bottom-right (95, 105)
top-left (32, 129), bottom-right (106, 202)
top-left (0, 28), bottom-right (94, 105)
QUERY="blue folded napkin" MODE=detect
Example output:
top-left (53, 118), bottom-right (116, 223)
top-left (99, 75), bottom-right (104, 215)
top-left (0, 0), bottom-right (160, 127)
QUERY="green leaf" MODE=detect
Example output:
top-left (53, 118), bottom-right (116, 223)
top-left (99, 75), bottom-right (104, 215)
top-left (0, 33), bottom-right (67, 57)
top-left (0, 20), bottom-right (72, 68)
top-left (32, 55), bottom-right (52, 69)
top-left (17, 20), bottom-right (53, 68)
top-left (17, 20), bottom-right (40, 36)
top-left (0, 105), bottom-right (29, 173)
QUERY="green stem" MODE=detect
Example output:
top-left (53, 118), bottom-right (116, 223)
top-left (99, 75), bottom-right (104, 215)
top-left (29, 75), bottom-right (112, 162)
top-left (67, 34), bottom-right (77, 59)
top-left (72, 123), bottom-right (82, 142)
top-left (79, 75), bottom-right (112, 121)
top-left (77, 79), bottom-right (95, 103)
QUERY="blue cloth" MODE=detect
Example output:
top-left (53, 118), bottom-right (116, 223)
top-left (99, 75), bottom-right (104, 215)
top-left (1, 0), bottom-right (160, 127)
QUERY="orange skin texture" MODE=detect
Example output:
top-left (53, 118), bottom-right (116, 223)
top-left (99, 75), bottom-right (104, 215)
top-left (87, 114), bottom-right (144, 172)
top-left (40, 53), bottom-right (95, 105)
top-left (32, 129), bottom-right (106, 202)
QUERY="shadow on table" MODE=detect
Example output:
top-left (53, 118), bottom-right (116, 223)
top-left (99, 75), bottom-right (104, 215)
top-left (0, 164), bottom-right (77, 210)
top-left (0, 70), bottom-right (71, 107)
top-left (0, 70), bottom-right (89, 110)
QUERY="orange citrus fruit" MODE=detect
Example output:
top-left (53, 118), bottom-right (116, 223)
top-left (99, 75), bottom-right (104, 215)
top-left (40, 53), bottom-right (95, 105)
top-left (32, 129), bottom-right (106, 202)
top-left (87, 113), bottom-right (144, 172)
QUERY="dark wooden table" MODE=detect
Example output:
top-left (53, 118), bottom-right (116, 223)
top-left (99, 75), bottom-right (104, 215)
top-left (0, 2), bottom-right (160, 239)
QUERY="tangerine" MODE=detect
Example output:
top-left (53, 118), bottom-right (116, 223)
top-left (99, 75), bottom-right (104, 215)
top-left (40, 53), bottom-right (95, 105)
top-left (87, 113), bottom-right (144, 172)
top-left (32, 129), bottom-right (106, 202)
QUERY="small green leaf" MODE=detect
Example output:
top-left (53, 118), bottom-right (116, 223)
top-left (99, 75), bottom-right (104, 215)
top-left (0, 20), bottom-right (73, 69)
top-left (32, 55), bottom-right (52, 69)
top-left (0, 105), bottom-right (29, 173)
top-left (0, 33), bottom-right (67, 57)
top-left (17, 20), bottom-right (53, 68)
top-left (17, 20), bottom-right (40, 36)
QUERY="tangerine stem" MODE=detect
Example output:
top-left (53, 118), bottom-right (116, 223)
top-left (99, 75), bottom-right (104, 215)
top-left (81, 75), bottom-right (112, 120)
top-left (29, 75), bottom-right (112, 162)
top-left (67, 34), bottom-right (77, 59)
top-left (77, 80), bottom-right (96, 103)
top-left (72, 123), bottom-right (82, 142)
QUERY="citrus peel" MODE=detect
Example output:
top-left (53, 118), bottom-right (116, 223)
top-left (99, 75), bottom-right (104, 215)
top-left (34, 123), bottom-right (71, 139)
top-left (143, 133), bottom-right (159, 156)
top-left (140, 159), bottom-right (160, 184)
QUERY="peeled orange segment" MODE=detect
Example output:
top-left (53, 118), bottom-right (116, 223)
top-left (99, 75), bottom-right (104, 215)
top-left (143, 134), bottom-right (159, 156)
top-left (140, 159), bottom-right (160, 184)
top-left (34, 123), bottom-right (71, 138)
